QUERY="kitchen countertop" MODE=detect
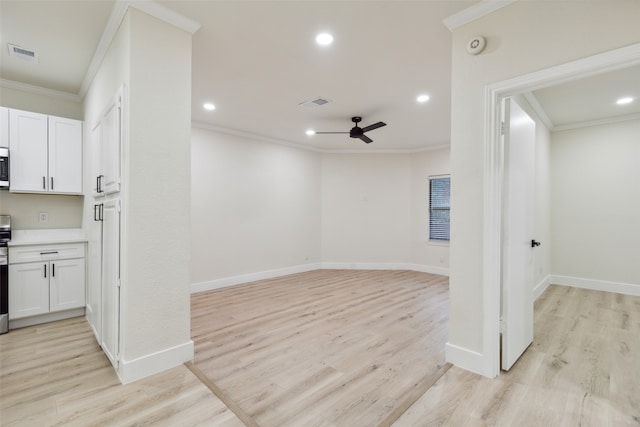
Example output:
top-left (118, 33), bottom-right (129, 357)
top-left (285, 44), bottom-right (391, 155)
top-left (8, 228), bottom-right (88, 246)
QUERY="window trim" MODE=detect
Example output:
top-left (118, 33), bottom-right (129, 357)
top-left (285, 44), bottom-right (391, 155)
top-left (428, 175), bottom-right (451, 242)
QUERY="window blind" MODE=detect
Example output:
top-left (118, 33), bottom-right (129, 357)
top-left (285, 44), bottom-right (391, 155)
top-left (429, 177), bottom-right (450, 241)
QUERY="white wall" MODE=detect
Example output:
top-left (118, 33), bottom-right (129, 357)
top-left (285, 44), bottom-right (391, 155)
top-left (551, 119), bottom-right (640, 291)
top-left (191, 127), bottom-right (322, 288)
top-left (410, 148), bottom-right (451, 272)
top-left (321, 153), bottom-right (412, 265)
top-left (0, 86), bottom-right (84, 229)
top-left (190, 134), bottom-right (452, 288)
top-left (83, 8), bottom-right (194, 382)
top-left (448, 1), bottom-right (640, 375)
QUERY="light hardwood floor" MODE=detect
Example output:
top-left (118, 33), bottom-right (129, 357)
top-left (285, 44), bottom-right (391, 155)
top-left (1, 272), bottom-right (639, 427)
top-left (0, 317), bottom-right (244, 427)
top-left (191, 269), bottom-right (450, 427)
top-left (394, 285), bottom-right (640, 426)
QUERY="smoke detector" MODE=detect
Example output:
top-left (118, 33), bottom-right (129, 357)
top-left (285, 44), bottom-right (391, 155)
top-left (8, 44), bottom-right (39, 62)
top-left (299, 97), bottom-right (332, 108)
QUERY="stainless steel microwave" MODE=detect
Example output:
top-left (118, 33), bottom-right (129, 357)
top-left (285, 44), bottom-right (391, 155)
top-left (0, 147), bottom-right (8, 189)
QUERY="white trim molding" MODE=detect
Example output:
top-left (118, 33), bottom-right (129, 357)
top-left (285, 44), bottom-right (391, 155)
top-left (534, 275), bottom-right (552, 300)
top-left (0, 79), bottom-right (81, 103)
top-left (443, 0), bottom-right (517, 31)
top-left (479, 42), bottom-right (640, 379)
top-left (191, 263), bottom-right (322, 293)
top-left (79, 0), bottom-right (200, 99)
top-left (445, 343), bottom-right (487, 376)
top-left (191, 263), bottom-right (449, 294)
top-left (117, 340), bottom-right (194, 384)
top-left (551, 275), bottom-right (640, 297)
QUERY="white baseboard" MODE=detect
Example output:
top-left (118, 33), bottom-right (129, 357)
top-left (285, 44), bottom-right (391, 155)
top-left (550, 275), bottom-right (640, 296)
top-left (533, 275), bottom-right (552, 300)
top-left (322, 262), bottom-right (449, 276)
top-left (445, 342), bottom-right (493, 377)
top-left (118, 340), bottom-right (194, 384)
top-left (191, 263), bottom-right (322, 293)
top-left (191, 263), bottom-right (449, 294)
top-left (9, 308), bottom-right (85, 330)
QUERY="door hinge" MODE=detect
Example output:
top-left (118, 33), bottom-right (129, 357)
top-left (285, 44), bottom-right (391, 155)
top-left (499, 316), bottom-right (505, 333)
top-left (117, 279), bottom-right (122, 288)
top-left (500, 121), bottom-right (505, 135)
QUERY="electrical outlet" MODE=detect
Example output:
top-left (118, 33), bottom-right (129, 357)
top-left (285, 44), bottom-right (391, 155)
top-left (39, 212), bottom-right (48, 223)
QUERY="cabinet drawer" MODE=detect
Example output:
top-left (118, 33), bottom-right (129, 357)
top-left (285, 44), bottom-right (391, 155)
top-left (9, 243), bottom-right (85, 264)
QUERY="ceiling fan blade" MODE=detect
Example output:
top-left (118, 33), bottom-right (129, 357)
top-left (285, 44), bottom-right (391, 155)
top-left (358, 134), bottom-right (373, 144)
top-left (361, 121), bottom-right (386, 133)
top-left (315, 131), bottom-right (349, 134)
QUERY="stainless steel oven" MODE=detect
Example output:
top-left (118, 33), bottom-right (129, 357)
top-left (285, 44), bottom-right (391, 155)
top-left (0, 147), bottom-right (8, 189)
top-left (0, 215), bottom-right (10, 334)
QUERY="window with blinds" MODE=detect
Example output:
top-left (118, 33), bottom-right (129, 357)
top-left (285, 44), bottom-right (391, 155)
top-left (429, 176), bottom-right (450, 241)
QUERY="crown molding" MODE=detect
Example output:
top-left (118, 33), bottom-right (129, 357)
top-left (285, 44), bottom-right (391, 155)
top-left (443, 0), bottom-right (517, 31)
top-left (79, 0), bottom-right (200, 100)
top-left (553, 112), bottom-right (640, 132)
top-left (192, 121), bottom-right (449, 154)
top-left (191, 121), bottom-right (324, 153)
top-left (129, 1), bottom-right (201, 34)
top-left (78, 0), bottom-right (129, 100)
top-left (0, 78), bottom-right (81, 103)
top-left (522, 92), bottom-right (554, 130)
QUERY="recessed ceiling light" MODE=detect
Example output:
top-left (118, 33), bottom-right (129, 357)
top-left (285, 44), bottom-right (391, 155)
top-left (616, 97), bottom-right (634, 105)
top-left (203, 102), bottom-right (216, 111)
top-left (316, 33), bottom-right (333, 46)
top-left (306, 129), bottom-right (316, 136)
top-left (417, 94), bottom-right (430, 103)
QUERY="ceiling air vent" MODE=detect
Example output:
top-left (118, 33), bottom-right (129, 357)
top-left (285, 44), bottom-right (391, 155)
top-left (8, 44), bottom-right (39, 62)
top-left (299, 97), bottom-right (332, 108)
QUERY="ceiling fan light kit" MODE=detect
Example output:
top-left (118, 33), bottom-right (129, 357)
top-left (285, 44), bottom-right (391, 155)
top-left (315, 116), bottom-right (387, 144)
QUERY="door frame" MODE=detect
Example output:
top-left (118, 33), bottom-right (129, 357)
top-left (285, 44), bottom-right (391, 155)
top-left (481, 42), bottom-right (640, 378)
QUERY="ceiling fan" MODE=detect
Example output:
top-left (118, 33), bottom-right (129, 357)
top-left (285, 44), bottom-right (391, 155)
top-left (315, 116), bottom-right (387, 144)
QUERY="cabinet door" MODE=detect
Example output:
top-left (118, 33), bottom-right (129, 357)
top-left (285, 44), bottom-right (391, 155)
top-left (0, 107), bottom-right (8, 147)
top-left (48, 116), bottom-right (83, 194)
top-left (101, 94), bottom-right (121, 195)
top-left (91, 122), bottom-right (103, 197)
top-left (101, 199), bottom-right (121, 368)
top-left (9, 109), bottom-right (49, 192)
top-left (8, 263), bottom-right (50, 319)
top-left (50, 258), bottom-right (85, 312)
top-left (87, 206), bottom-right (103, 340)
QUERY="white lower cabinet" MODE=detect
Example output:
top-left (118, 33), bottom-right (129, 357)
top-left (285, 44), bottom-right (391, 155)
top-left (87, 199), bottom-right (121, 369)
top-left (8, 243), bottom-right (85, 321)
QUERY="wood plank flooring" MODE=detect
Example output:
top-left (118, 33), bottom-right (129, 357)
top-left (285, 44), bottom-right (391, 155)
top-left (2, 271), bottom-right (639, 427)
top-left (191, 269), bottom-right (450, 427)
top-left (393, 285), bottom-right (640, 426)
top-left (0, 317), bottom-right (244, 427)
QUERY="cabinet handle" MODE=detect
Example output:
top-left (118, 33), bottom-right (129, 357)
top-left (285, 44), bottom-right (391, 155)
top-left (100, 203), bottom-right (104, 221)
top-left (52, 263), bottom-right (55, 277)
top-left (51, 177), bottom-right (54, 190)
top-left (94, 204), bottom-right (99, 221)
top-left (43, 176), bottom-right (46, 190)
top-left (40, 251), bottom-right (59, 255)
top-left (44, 264), bottom-right (47, 278)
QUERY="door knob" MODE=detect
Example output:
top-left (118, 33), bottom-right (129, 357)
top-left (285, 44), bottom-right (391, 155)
top-left (531, 240), bottom-right (541, 248)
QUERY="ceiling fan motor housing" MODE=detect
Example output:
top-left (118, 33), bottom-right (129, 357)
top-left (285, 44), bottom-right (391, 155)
top-left (350, 116), bottom-right (363, 138)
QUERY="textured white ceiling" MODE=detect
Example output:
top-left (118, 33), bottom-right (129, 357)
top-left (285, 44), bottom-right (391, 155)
top-left (1, 1), bottom-right (637, 151)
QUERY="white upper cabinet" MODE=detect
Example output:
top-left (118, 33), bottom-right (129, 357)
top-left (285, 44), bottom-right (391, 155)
top-left (0, 107), bottom-right (8, 147)
top-left (9, 109), bottom-right (83, 194)
top-left (49, 116), bottom-right (83, 194)
top-left (9, 109), bottom-right (49, 192)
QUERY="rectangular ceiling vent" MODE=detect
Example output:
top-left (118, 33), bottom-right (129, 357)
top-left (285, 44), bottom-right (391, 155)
top-left (299, 97), bottom-right (331, 108)
top-left (8, 44), bottom-right (39, 62)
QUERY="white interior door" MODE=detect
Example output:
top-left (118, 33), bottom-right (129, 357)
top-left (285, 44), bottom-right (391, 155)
top-left (501, 97), bottom-right (537, 371)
